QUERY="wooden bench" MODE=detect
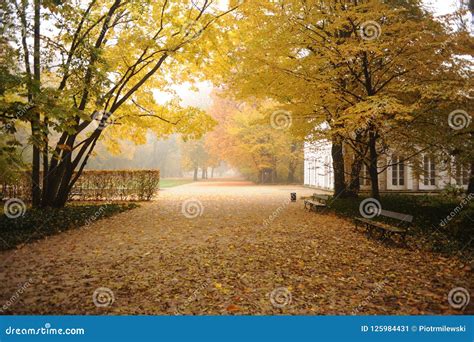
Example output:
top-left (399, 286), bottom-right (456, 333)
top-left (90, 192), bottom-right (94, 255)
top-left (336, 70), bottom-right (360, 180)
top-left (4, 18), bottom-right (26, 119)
top-left (304, 194), bottom-right (330, 211)
top-left (354, 210), bottom-right (413, 245)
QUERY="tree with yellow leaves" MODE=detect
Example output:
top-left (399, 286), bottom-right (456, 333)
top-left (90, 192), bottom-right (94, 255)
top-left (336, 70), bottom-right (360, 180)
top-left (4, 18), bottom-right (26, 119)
top-left (213, 0), bottom-right (472, 198)
top-left (1, 0), bottom-right (239, 207)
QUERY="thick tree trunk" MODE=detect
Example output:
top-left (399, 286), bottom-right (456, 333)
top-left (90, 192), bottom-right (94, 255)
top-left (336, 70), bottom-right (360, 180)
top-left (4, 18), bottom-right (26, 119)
top-left (193, 167), bottom-right (198, 181)
top-left (211, 167), bottom-right (214, 178)
top-left (368, 131), bottom-right (380, 200)
top-left (347, 157), bottom-right (363, 197)
top-left (331, 136), bottom-right (347, 198)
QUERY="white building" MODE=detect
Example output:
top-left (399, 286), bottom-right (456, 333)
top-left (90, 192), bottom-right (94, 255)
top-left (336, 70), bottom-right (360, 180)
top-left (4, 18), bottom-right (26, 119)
top-left (304, 140), bottom-right (470, 192)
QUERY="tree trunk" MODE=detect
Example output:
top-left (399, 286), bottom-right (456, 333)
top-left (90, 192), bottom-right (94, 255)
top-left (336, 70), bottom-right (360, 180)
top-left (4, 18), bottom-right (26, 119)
top-left (211, 167), bottom-right (214, 178)
top-left (331, 136), bottom-right (347, 198)
top-left (193, 167), bottom-right (198, 181)
top-left (368, 131), bottom-right (380, 200)
top-left (347, 156), bottom-right (363, 197)
top-left (287, 166), bottom-right (295, 184)
top-left (468, 161), bottom-right (474, 195)
top-left (287, 143), bottom-right (297, 183)
top-left (31, 0), bottom-right (42, 207)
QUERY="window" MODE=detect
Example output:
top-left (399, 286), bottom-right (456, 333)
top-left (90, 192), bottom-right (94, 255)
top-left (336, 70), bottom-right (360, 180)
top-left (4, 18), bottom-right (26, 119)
top-left (423, 156), bottom-right (436, 186)
top-left (360, 164), bottom-right (370, 186)
top-left (455, 164), bottom-right (469, 186)
top-left (391, 155), bottom-right (405, 186)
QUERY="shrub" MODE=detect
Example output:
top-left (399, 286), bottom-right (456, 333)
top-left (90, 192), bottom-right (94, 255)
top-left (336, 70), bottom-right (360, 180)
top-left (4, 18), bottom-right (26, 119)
top-left (330, 194), bottom-right (474, 255)
top-left (1, 170), bottom-right (160, 201)
top-left (0, 203), bottom-right (138, 251)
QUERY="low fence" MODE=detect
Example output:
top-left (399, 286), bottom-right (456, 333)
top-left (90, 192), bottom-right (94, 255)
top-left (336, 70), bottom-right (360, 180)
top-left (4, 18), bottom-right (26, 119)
top-left (1, 170), bottom-right (160, 201)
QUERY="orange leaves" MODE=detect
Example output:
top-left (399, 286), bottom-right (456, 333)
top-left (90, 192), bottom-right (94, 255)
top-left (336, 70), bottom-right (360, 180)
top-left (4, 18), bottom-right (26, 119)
top-left (226, 304), bottom-right (241, 313)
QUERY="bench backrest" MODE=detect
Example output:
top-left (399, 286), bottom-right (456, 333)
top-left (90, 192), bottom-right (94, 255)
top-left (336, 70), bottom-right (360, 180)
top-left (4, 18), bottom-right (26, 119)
top-left (380, 209), bottom-right (413, 223)
top-left (313, 194), bottom-right (330, 200)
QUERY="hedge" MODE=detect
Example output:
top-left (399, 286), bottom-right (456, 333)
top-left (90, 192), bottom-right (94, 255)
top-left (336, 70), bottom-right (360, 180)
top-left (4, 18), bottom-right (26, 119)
top-left (1, 169), bottom-right (160, 201)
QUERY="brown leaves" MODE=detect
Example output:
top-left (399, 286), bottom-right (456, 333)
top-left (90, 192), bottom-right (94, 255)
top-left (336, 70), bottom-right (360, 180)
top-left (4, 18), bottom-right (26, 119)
top-left (0, 182), bottom-right (470, 315)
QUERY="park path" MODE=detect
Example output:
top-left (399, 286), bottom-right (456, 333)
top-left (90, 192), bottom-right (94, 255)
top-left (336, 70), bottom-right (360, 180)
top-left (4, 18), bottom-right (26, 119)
top-left (0, 180), bottom-right (471, 314)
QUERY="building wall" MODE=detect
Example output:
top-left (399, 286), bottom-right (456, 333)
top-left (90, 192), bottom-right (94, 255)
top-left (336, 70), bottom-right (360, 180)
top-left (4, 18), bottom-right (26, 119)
top-left (304, 141), bottom-right (469, 192)
top-left (304, 140), bottom-right (333, 190)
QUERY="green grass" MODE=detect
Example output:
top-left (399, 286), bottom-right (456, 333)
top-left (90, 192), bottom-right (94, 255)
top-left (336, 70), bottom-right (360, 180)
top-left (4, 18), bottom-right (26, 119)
top-left (328, 194), bottom-right (474, 255)
top-left (0, 203), bottom-right (138, 251)
top-left (159, 178), bottom-right (194, 188)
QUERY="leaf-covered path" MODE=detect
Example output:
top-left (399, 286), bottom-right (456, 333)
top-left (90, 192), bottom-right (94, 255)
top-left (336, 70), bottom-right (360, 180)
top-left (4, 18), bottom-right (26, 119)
top-left (0, 181), bottom-right (471, 314)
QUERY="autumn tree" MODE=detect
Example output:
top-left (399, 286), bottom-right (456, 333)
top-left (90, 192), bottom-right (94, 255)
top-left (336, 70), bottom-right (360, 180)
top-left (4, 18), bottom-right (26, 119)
top-left (212, 0), bottom-right (472, 198)
top-left (205, 95), bottom-right (303, 183)
top-left (2, 0), bottom-right (238, 207)
top-left (180, 138), bottom-right (212, 181)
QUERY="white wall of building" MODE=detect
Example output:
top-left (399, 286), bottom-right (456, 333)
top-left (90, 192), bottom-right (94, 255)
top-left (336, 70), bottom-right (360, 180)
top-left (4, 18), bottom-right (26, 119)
top-left (304, 141), bottom-right (469, 192)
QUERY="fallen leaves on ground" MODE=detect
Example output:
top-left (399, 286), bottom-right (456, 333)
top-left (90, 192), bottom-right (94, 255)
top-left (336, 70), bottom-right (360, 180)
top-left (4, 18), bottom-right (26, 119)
top-left (0, 181), bottom-right (471, 315)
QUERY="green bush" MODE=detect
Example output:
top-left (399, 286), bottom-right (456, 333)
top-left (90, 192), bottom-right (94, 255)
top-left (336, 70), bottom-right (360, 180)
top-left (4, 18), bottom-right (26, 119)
top-left (329, 194), bottom-right (474, 255)
top-left (0, 203), bottom-right (138, 251)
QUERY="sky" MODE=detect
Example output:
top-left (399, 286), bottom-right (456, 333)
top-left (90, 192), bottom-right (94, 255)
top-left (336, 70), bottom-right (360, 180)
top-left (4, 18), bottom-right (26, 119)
top-left (171, 0), bottom-right (467, 111)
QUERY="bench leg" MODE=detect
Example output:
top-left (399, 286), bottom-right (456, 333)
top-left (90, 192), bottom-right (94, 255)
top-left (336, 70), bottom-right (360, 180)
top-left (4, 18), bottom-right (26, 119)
top-left (366, 224), bottom-right (372, 238)
top-left (401, 233), bottom-right (407, 247)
